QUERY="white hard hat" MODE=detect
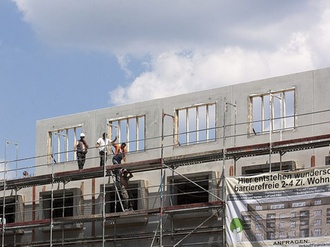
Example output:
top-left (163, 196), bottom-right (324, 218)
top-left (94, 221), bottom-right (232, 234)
top-left (80, 133), bottom-right (85, 137)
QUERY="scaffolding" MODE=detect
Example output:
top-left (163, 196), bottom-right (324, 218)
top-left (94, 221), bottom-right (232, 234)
top-left (0, 130), bottom-right (329, 246)
top-left (0, 101), bottom-right (330, 247)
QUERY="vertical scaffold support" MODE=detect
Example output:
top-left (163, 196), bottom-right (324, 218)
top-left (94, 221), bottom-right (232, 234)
top-left (2, 143), bottom-right (7, 247)
top-left (222, 101), bottom-right (236, 246)
top-left (102, 131), bottom-right (107, 247)
top-left (160, 109), bottom-right (165, 247)
top-left (50, 151), bottom-right (55, 247)
top-left (222, 102), bottom-right (227, 247)
top-left (61, 181), bottom-right (66, 247)
top-left (159, 110), bottom-right (175, 246)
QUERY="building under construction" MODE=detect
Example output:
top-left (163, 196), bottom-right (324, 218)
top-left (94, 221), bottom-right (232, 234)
top-left (1, 67), bottom-right (330, 246)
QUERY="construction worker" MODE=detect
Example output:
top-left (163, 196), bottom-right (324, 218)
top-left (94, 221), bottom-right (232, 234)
top-left (96, 132), bottom-right (113, 167)
top-left (74, 133), bottom-right (89, 170)
top-left (120, 168), bottom-right (133, 211)
top-left (111, 137), bottom-right (127, 185)
top-left (112, 138), bottom-right (126, 164)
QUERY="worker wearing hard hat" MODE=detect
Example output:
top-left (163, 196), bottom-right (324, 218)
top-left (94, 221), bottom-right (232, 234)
top-left (74, 133), bottom-right (89, 170)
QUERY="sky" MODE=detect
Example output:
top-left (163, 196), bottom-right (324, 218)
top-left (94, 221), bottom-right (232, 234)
top-left (1, 0), bottom-right (330, 171)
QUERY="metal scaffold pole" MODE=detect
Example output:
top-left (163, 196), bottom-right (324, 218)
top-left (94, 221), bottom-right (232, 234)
top-left (102, 126), bottom-right (107, 247)
top-left (103, 123), bottom-right (125, 247)
top-left (2, 140), bottom-right (19, 247)
top-left (222, 102), bottom-right (236, 247)
top-left (2, 142), bottom-right (7, 247)
top-left (159, 109), bottom-right (165, 247)
top-left (62, 182), bottom-right (66, 247)
top-left (102, 148), bottom-right (106, 247)
top-left (158, 111), bottom-right (175, 247)
top-left (222, 103), bottom-right (227, 247)
top-left (269, 91), bottom-right (273, 172)
top-left (50, 150), bottom-right (55, 247)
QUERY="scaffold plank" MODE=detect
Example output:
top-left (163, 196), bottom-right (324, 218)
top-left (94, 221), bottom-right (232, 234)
top-left (2, 134), bottom-right (330, 191)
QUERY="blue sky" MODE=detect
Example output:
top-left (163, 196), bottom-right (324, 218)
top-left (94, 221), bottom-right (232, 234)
top-left (1, 0), bottom-right (330, 170)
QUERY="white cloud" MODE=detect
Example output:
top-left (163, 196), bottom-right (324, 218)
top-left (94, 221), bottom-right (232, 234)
top-left (116, 54), bottom-right (133, 79)
top-left (108, 1), bottom-right (330, 105)
top-left (308, 5), bottom-right (330, 66)
top-left (12, 0), bottom-right (330, 105)
top-left (12, 0), bottom-right (317, 53)
top-left (109, 38), bottom-right (315, 105)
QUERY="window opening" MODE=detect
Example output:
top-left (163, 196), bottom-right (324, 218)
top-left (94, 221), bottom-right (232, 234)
top-left (42, 192), bottom-right (74, 219)
top-left (0, 197), bottom-right (16, 224)
top-left (242, 214), bottom-right (251, 230)
top-left (176, 178), bottom-right (208, 205)
top-left (40, 189), bottom-right (81, 220)
top-left (48, 126), bottom-right (82, 163)
top-left (266, 231), bottom-right (275, 240)
top-left (176, 103), bottom-right (216, 145)
top-left (315, 210), bottom-right (322, 217)
top-left (108, 115), bottom-right (145, 152)
top-left (255, 223), bottom-right (263, 231)
top-left (255, 233), bottom-right (263, 241)
top-left (171, 172), bottom-right (216, 205)
top-left (314, 219), bottom-right (322, 226)
top-left (106, 186), bottom-right (138, 213)
top-left (314, 228), bottom-right (322, 237)
top-left (250, 89), bottom-right (295, 134)
top-left (300, 229), bottom-right (309, 238)
top-left (104, 180), bottom-right (147, 213)
top-left (289, 230), bottom-right (296, 237)
top-left (242, 161), bottom-right (296, 175)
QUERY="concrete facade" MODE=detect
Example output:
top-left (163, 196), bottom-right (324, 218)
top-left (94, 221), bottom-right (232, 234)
top-left (36, 67), bottom-right (330, 174)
